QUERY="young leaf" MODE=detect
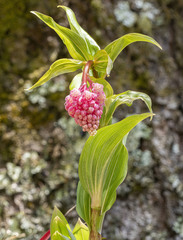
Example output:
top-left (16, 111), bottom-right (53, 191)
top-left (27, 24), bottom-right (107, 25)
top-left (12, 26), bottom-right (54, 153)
top-left (100, 90), bottom-right (153, 127)
top-left (50, 207), bottom-right (71, 239)
top-left (79, 113), bottom-right (153, 214)
top-left (52, 231), bottom-right (70, 240)
top-left (76, 182), bottom-right (91, 228)
top-left (58, 6), bottom-right (100, 56)
top-left (105, 33), bottom-right (162, 62)
top-left (31, 11), bottom-right (92, 61)
top-left (51, 207), bottom-right (69, 226)
top-left (73, 218), bottom-right (89, 240)
top-left (69, 72), bottom-right (82, 90)
top-left (27, 59), bottom-right (83, 90)
top-left (93, 50), bottom-right (113, 77)
top-left (51, 216), bottom-right (69, 238)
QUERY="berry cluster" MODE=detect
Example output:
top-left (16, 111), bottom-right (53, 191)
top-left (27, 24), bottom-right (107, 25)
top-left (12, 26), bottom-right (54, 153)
top-left (65, 82), bottom-right (106, 135)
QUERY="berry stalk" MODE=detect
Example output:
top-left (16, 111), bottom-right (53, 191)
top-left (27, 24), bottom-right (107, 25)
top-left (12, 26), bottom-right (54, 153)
top-left (82, 60), bottom-right (94, 85)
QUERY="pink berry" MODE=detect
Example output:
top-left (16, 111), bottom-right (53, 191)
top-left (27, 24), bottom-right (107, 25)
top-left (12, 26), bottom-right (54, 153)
top-left (88, 107), bottom-right (94, 113)
top-left (64, 80), bottom-right (106, 135)
top-left (81, 110), bottom-right (86, 116)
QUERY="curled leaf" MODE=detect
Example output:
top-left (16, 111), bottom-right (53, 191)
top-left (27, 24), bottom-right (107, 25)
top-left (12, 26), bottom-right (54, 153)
top-left (93, 50), bottom-right (113, 77)
top-left (27, 59), bottom-right (83, 90)
top-left (105, 33), bottom-right (162, 62)
top-left (100, 90), bottom-right (153, 127)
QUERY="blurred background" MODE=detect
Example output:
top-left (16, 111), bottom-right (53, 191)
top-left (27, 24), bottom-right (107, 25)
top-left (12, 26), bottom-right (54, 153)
top-left (0, 0), bottom-right (183, 239)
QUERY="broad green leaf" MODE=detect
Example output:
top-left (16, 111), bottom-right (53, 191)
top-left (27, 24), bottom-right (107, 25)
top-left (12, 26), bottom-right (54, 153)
top-left (31, 11), bottom-right (92, 61)
top-left (93, 50), bottom-right (113, 77)
top-left (76, 182), bottom-right (91, 228)
top-left (58, 6), bottom-right (100, 56)
top-left (100, 90), bottom-right (153, 127)
top-left (105, 33), bottom-right (162, 62)
top-left (102, 190), bottom-right (116, 214)
top-left (101, 144), bottom-right (128, 213)
top-left (73, 218), bottom-right (89, 240)
top-left (76, 183), bottom-right (105, 233)
top-left (50, 207), bottom-right (71, 238)
top-left (69, 73), bottom-right (82, 90)
top-left (27, 59), bottom-right (83, 90)
top-left (90, 77), bottom-right (113, 98)
top-left (79, 113), bottom-right (153, 214)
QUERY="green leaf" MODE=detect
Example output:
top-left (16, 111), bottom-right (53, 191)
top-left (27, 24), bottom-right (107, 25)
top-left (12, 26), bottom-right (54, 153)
top-left (100, 90), bottom-right (153, 127)
top-left (31, 11), bottom-right (92, 61)
top-left (90, 77), bottom-right (113, 98)
top-left (105, 33), bottom-right (162, 62)
top-left (79, 113), bottom-right (153, 214)
top-left (93, 50), bottom-right (113, 77)
top-left (76, 182), bottom-right (91, 228)
top-left (52, 231), bottom-right (70, 240)
top-left (27, 59), bottom-right (83, 90)
top-left (51, 216), bottom-right (70, 238)
top-left (58, 6), bottom-right (100, 56)
top-left (69, 72), bottom-right (82, 90)
top-left (76, 183), bottom-right (105, 233)
top-left (73, 218), bottom-right (89, 240)
top-left (50, 207), bottom-right (71, 238)
top-left (51, 207), bottom-right (69, 226)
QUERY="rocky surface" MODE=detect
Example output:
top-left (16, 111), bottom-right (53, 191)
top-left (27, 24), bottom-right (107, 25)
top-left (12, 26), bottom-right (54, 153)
top-left (0, 0), bottom-right (183, 239)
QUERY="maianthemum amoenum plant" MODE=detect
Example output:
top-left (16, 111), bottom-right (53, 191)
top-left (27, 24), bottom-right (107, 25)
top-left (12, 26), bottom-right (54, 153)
top-left (27, 6), bottom-right (162, 240)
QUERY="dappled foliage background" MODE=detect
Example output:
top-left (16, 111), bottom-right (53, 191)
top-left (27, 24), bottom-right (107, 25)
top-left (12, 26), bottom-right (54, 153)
top-left (0, 0), bottom-right (183, 239)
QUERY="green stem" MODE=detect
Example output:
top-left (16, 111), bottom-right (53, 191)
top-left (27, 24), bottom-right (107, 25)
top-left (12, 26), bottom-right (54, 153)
top-left (89, 208), bottom-right (102, 240)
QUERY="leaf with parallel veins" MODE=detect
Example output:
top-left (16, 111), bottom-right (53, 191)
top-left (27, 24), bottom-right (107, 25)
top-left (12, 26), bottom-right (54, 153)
top-left (79, 113), bottom-right (153, 215)
top-left (100, 90), bottom-right (153, 127)
top-left (27, 59), bottom-right (83, 90)
top-left (31, 11), bottom-right (92, 61)
top-left (58, 6), bottom-right (100, 56)
top-left (105, 33), bottom-right (162, 62)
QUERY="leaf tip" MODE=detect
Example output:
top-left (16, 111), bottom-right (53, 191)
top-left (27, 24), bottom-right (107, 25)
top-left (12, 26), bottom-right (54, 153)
top-left (24, 85), bottom-right (34, 91)
top-left (158, 44), bottom-right (163, 50)
top-left (25, 85), bottom-right (35, 91)
top-left (30, 11), bottom-right (37, 15)
top-left (57, 5), bottom-right (65, 10)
